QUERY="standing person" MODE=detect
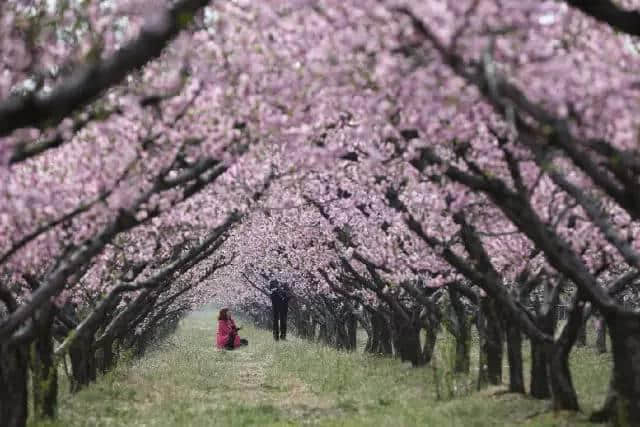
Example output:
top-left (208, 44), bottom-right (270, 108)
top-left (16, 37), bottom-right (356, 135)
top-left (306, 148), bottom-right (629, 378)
top-left (269, 279), bottom-right (289, 341)
top-left (216, 308), bottom-right (248, 350)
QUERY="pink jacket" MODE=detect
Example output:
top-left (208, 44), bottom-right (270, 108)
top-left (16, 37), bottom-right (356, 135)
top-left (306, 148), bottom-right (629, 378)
top-left (216, 319), bottom-right (241, 349)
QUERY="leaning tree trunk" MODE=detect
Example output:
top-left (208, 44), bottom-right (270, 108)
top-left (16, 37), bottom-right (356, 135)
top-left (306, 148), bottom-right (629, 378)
top-left (591, 313), bottom-right (640, 425)
top-left (0, 341), bottom-right (28, 427)
top-left (31, 308), bottom-right (58, 419)
top-left (547, 299), bottom-right (582, 412)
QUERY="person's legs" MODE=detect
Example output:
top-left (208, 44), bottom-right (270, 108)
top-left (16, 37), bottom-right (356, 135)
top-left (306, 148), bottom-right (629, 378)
top-left (272, 301), bottom-right (280, 341)
top-left (225, 332), bottom-right (236, 350)
top-left (279, 301), bottom-right (288, 340)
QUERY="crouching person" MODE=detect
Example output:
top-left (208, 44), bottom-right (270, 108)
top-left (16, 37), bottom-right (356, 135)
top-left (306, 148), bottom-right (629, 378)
top-left (216, 307), bottom-right (248, 350)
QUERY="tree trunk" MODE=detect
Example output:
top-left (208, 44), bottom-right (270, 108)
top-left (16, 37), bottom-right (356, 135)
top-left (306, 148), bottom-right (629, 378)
top-left (449, 288), bottom-right (471, 374)
top-left (529, 289), bottom-right (556, 400)
top-left (591, 313), bottom-right (640, 425)
top-left (530, 340), bottom-right (551, 398)
top-left (369, 311), bottom-right (392, 355)
top-left (547, 300), bottom-right (582, 412)
top-left (100, 336), bottom-right (115, 373)
top-left (334, 318), bottom-right (347, 350)
top-left (31, 309), bottom-right (58, 419)
top-left (454, 324), bottom-right (471, 374)
top-left (481, 298), bottom-right (503, 385)
top-left (346, 314), bottom-right (357, 351)
top-left (575, 318), bottom-right (587, 347)
top-left (505, 319), bottom-right (525, 394)
top-left (395, 319), bottom-right (424, 366)
top-left (364, 334), bottom-right (372, 352)
top-left (318, 320), bottom-right (332, 346)
top-left (0, 342), bottom-right (28, 427)
top-left (595, 316), bottom-right (607, 354)
top-left (476, 304), bottom-right (489, 390)
top-left (423, 324), bottom-right (438, 364)
top-left (69, 336), bottom-right (96, 392)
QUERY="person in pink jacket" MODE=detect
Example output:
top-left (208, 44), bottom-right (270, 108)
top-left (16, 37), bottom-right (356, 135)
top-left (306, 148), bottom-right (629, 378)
top-left (216, 308), bottom-right (248, 350)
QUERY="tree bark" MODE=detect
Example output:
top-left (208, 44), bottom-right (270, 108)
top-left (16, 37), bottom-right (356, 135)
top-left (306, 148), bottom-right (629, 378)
top-left (69, 335), bottom-right (96, 392)
top-left (100, 336), bottom-right (116, 373)
top-left (31, 308), bottom-right (58, 419)
top-left (346, 313), bottom-right (357, 351)
top-left (547, 299), bottom-right (582, 412)
top-left (530, 339), bottom-right (551, 398)
top-left (423, 323), bottom-right (439, 364)
top-left (575, 316), bottom-right (587, 347)
top-left (505, 318), bottom-right (525, 394)
top-left (369, 310), bottom-right (392, 355)
top-left (480, 298), bottom-right (503, 385)
top-left (395, 319), bottom-right (424, 366)
top-left (528, 283), bottom-right (557, 399)
top-left (476, 303), bottom-right (489, 390)
top-left (591, 313), bottom-right (640, 425)
top-left (449, 287), bottom-right (471, 374)
top-left (0, 341), bottom-right (28, 427)
top-left (595, 315), bottom-right (607, 354)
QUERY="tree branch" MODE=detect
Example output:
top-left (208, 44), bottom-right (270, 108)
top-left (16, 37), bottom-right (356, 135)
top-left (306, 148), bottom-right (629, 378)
top-left (0, 0), bottom-right (211, 137)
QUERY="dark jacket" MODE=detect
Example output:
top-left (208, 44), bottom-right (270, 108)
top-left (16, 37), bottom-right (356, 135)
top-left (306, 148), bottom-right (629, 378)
top-left (269, 280), bottom-right (289, 304)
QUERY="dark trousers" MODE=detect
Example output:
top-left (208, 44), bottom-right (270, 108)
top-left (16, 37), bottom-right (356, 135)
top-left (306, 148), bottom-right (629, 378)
top-left (225, 331), bottom-right (237, 350)
top-left (225, 332), bottom-right (248, 350)
top-left (272, 299), bottom-right (288, 340)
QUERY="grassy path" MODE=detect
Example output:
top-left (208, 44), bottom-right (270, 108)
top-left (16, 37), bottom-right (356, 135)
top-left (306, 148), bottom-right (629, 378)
top-left (33, 309), bottom-right (612, 426)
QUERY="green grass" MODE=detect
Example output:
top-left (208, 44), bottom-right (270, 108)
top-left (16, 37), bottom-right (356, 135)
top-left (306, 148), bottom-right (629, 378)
top-left (30, 309), bottom-right (612, 426)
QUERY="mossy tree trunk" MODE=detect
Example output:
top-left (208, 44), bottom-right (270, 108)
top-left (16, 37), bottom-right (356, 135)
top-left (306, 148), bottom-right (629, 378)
top-left (31, 306), bottom-right (58, 419)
